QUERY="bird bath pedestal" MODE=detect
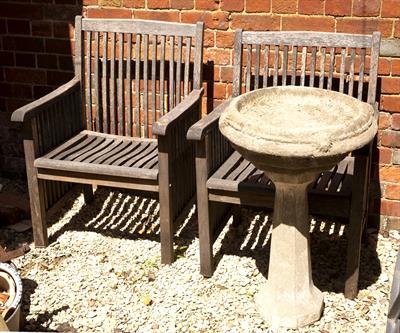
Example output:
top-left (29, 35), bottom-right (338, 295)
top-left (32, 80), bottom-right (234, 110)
top-left (219, 86), bottom-right (377, 329)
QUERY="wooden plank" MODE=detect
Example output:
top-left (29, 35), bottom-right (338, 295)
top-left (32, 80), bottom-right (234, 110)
top-left (327, 47), bottom-right (335, 90)
top-left (263, 44), bottom-right (269, 88)
top-left (282, 45), bottom-right (288, 86)
top-left (102, 31), bottom-right (108, 133)
top-left (44, 133), bottom-right (87, 159)
top-left (310, 46), bottom-right (317, 87)
top-left (211, 151), bottom-right (242, 179)
top-left (85, 30), bottom-right (92, 130)
top-left (348, 48), bottom-right (356, 97)
top-left (82, 18), bottom-right (197, 37)
top-left (339, 47), bottom-right (346, 93)
top-left (246, 44), bottom-right (252, 92)
top-left (193, 22), bottom-right (204, 90)
top-left (273, 45), bottom-right (279, 86)
top-left (74, 16), bottom-right (83, 78)
top-left (226, 159), bottom-right (250, 180)
top-left (315, 166), bottom-right (336, 191)
top-left (327, 159), bottom-right (348, 192)
top-left (291, 45), bottom-right (297, 85)
top-left (184, 36), bottom-right (191, 97)
top-left (94, 31), bottom-right (101, 132)
top-left (84, 139), bottom-right (123, 163)
top-left (53, 135), bottom-right (96, 160)
top-left (126, 33), bottom-right (132, 136)
top-left (232, 29), bottom-right (243, 97)
top-left (111, 141), bottom-right (148, 166)
top-left (160, 35), bottom-right (166, 116)
top-left (135, 34), bottom-right (141, 136)
top-left (176, 36), bottom-right (182, 105)
top-left (64, 136), bottom-right (104, 161)
top-left (118, 32), bottom-right (124, 135)
top-left (74, 138), bottom-right (113, 162)
top-left (367, 32), bottom-right (381, 105)
top-left (254, 44), bottom-right (260, 90)
top-left (319, 46), bottom-right (326, 88)
top-left (300, 46), bottom-right (307, 86)
top-left (242, 31), bottom-right (372, 48)
top-left (143, 34), bottom-right (149, 137)
top-left (94, 140), bottom-right (141, 165)
top-left (125, 142), bottom-right (157, 167)
top-left (92, 140), bottom-right (131, 164)
top-left (151, 35), bottom-right (157, 130)
top-left (358, 48), bottom-right (366, 100)
top-left (169, 35), bottom-right (175, 110)
top-left (110, 32), bottom-right (116, 134)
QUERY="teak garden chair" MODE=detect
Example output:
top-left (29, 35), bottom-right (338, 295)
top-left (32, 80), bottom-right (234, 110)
top-left (11, 16), bottom-right (204, 264)
top-left (187, 30), bottom-right (380, 299)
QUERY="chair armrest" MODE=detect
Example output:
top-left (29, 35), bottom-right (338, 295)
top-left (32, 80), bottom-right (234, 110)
top-left (187, 98), bottom-right (232, 141)
top-left (152, 88), bottom-right (203, 136)
top-left (11, 77), bottom-right (81, 123)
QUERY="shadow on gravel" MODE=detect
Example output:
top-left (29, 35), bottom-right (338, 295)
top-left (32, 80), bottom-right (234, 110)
top-left (217, 209), bottom-right (381, 295)
top-left (47, 187), bottom-right (197, 255)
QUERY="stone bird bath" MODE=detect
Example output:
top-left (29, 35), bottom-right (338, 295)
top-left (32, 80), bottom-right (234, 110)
top-left (219, 86), bottom-right (377, 329)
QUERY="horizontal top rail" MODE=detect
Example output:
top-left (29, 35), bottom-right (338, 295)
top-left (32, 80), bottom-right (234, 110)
top-left (242, 31), bottom-right (375, 48)
top-left (82, 18), bottom-right (198, 37)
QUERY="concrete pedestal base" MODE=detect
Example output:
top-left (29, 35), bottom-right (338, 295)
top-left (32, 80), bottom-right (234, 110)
top-left (254, 170), bottom-right (324, 329)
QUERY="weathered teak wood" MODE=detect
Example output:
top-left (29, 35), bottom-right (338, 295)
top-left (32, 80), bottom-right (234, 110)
top-left (11, 16), bottom-right (204, 266)
top-left (188, 30), bottom-right (381, 299)
top-left (387, 249), bottom-right (400, 333)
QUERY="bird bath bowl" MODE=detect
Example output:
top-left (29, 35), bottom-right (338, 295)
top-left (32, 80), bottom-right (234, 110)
top-left (219, 86), bottom-right (377, 329)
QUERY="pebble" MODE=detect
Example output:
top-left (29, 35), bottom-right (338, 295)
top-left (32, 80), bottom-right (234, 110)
top-left (0, 188), bottom-right (397, 333)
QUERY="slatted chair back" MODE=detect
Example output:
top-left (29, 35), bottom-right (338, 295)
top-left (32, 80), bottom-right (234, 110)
top-left (233, 31), bottom-right (381, 106)
top-left (75, 16), bottom-right (204, 138)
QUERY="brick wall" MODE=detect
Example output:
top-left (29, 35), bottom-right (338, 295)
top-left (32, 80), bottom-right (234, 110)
top-left (1, 0), bottom-right (400, 229)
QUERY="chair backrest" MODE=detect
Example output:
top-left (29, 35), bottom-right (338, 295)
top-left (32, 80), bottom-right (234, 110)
top-left (232, 30), bottom-right (381, 106)
top-left (74, 16), bottom-right (204, 138)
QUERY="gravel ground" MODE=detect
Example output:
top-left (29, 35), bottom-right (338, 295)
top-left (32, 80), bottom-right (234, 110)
top-left (1, 187), bottom-right (399, 333)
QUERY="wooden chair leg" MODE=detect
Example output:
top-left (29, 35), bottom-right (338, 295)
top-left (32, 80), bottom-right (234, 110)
top-left (198, 195), bottom-right (214, 277)
top-left (82, 184), bottom-right (94, 204)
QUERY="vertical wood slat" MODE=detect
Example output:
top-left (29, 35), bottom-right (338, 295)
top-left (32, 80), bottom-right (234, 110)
top-left (348, 48), bottom-right (356, 97)
top-left (319, 47), bottom-right (326, 89)
top-left (291, 45), bottom-right (297, 85)
top-left (169, 35), bottom-right (175, 111)
top-left (282, 45), bottom-right (288, 86)
top-left (232, 29), bottom-right (243, 96)
top-left (118, 32), bottom-right (124, 135)
top-left (127, 33), bottom-right (132, 136)
top-left (246, 44), bottom-right (252, 92)
top-left (143, 34), bottom-right (148, 137)
top-left (310, 46), bottom-right (317, 87)
top-left (367, 32), bottom-right (381, 105)
top-left (358, 48), bottom-right (366, 100)
top-left (102, 31), bottom-right (108, 133)
top-left (176, 36), bottom-right (182, 105)
top-left (85, 31), bottom-right (92, 130)
top-left (94, 31), bottom-right (100, 132)
top-left (110, 32), bottom-right (116, 134)
top-left (193, 22), bottom-right (204, 90)
top-left (300, 46), bottom-right (307, 86)
top-left (184, 37), bottom-right (191, 97)
top-left (327, 47), bottom-right (335, 90)
top-left (151, 35), bottom-right (157, 130)
top-left (263, 45), bottom-right (269, 88)
top-left (160, 35), bottom-right (166, 116)
top-left (273, 45), bottom-right (279, 86)
top-left (254, 44), bottom-right (260, 90)
top-left (339, 47), bottom-right (346, 93)
top-left (135, 34), bottom-right (141, 136)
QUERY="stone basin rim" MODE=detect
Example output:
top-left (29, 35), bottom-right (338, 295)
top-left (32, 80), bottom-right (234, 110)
top-left (219, 86), bottom-right (377, 158)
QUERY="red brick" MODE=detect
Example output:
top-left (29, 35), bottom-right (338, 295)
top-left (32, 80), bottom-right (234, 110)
top-left (246, 0), bottom-right (270, 13)
top-left (282, 16), bottom-right (334, 32)
top-left (32, 21), bottom-right (53, 37)
top-left (33, 85), bottom-right (54, 99)
top-left (393, 114), bottom-right (400, 130)
top-left (380, 199), bottom-right (400, 217)
top-left (58, 55), bottom-right (74, 71)
top-left (220, 65), bottom-right (233, 82)
top-left (43, 5), bottom-right (81, 21)
top-left (134, 10), bottom-right (179, 22)
top-left (123, 0), bottom-right (145, 6)
top-left (216, 31), bottom-right (235, 48)
top-left (1, 3), bottom-right (43, 20)
top-left (231, 14), bottom-right (281, 31)
top-left (7, 19), bottom-right (31, 35)
top-left (181, 11), bottom-right (229, 30)
top-left (376, 147), bottom-right (392, 164)
top-left (386, 184), bottom-right (400, 200)
top-left (3, 36), bottom-right (45, 52)
top-left (298, 0), bottom-right (324, 15)
top-left (205, 48), bottom-right (231, 65)
top-left (0, 51), bottom-right (15, 67)
top-left (0, 19), bottom-right (6, 34)
top-left (45, 38), bottom-right (72, 55)
top-left (379, 58), bottom-right (391, 75)
top-left (53, 22), bottom-right (75, 39)
top-left (221, 0), bottom-right (244, 12)
top-left (5, 68), bottom-right (46, 84)
top-left (15, 53), bottom-right (36, 68)
top-left (382, 0), bottom-right (400, 18)
top-left (272, 0), bottom-right (296, 13)
top-left (381, 95), bottom-right (400, 112)
top-left (37, 54), bottom-right (58, 69)
top-left (214, 82), bottom-right (227, 99)
top-left (380, 166), bottom-right (400, 182)
top-left (87, 8), bottom-right (132, 18)
top-left (196, 0), bottom-right (219, 10)
top-left (395, 21), bottom-right (400, 38)
top-left (204, 30), bottom-right (215, 47)
top-left (325, 0), bottom-right (351, 16)
top-left (171, 0), bottom-right (193, 9)
top-left (352, 0), bottom-right (380, 16)
top-left (83, 0), bottom-right (98, 4)
top-left (382, 77), bottom-right (400, 94)
top-left (99, 0), bottom-right (122, 6)
top-left (381, 130), bottom-right (400, 148)
top-left (147, 0), bottom-right (169, 9)
top-left (336, 18), bottom-right (393, 37)
top-left (379, 112), bottom-right (391, 130)
top-left (47, 70), bottom-right (74, 85)
top-left (393, 59), bottom-right (400, 76)
top-left (10, 84), bottom-right (33, 99)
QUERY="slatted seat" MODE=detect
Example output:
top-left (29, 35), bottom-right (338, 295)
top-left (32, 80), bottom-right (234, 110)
top-left (188, 30), bottom-right (381, 299)
top-left (11, 17), bottom-right (205, 265)
top-left (35, 131), bottom-right (159, 181)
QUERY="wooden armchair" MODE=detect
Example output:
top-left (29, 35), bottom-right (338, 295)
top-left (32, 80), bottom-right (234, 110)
top-left (11, 16), bottom-right (204, 265)
top-left (188, 30), bottom-right (380, 299)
